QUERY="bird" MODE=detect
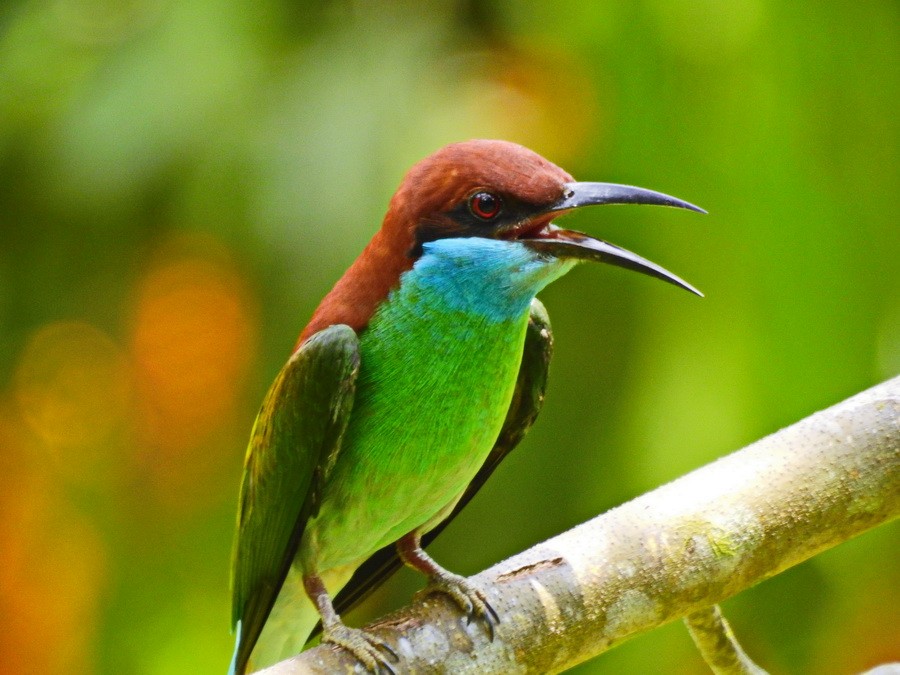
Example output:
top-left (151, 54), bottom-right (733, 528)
top-left (228, 139), bottom-right (704, 674)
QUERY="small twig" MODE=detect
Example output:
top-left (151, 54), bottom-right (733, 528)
top-left (685, 605), bottom-right (768, 674)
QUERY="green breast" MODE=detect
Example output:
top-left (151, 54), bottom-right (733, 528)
top-left (309, 304), bottom-right (528, 570)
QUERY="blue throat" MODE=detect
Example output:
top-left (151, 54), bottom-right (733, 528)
top-left (405, 237), bottom-right (577, 320)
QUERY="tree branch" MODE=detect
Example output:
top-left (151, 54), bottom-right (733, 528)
top-left (261, 376), bottom-right (899, 674)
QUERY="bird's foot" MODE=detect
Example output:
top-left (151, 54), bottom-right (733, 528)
top-left (321, 622), bottom-right (399, 675)
top-left (416, 571), bottom-right (500, 640)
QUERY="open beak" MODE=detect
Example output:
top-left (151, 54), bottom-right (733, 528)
top-left (522, 182), bottom-right (705, 296)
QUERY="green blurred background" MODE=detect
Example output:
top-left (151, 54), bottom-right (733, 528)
top-left (1, 0), bottom-right (897, 673)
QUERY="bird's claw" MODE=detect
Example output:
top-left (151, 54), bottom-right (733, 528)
top-left (416, 572), bottom-right (500, 640)
top-left (321, 622), bottom-right (399, 674)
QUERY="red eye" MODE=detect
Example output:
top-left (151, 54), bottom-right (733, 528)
top-left (469, 191), bottom-right (502, 220)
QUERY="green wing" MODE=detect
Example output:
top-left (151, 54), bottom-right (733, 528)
top-left (230, 324), bottom-right (360, 674)
top-left (327, 298), bottom-right (553, 620)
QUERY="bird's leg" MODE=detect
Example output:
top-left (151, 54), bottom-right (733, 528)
top-left (303, 573), bottom-right (398, 674)
top-left (397, 531), bottom-right (500, 640)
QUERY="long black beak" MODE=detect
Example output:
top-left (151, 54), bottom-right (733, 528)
top-left (549, 181), bottom-right (706, 214)
top-left (522, 181), bottom-right (705, 296)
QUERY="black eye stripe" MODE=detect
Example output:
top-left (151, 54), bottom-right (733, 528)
top-left (411, 192), bottom-right (534, 257)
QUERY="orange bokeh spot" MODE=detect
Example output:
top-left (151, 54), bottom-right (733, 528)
top-left (130, 247), bottom-right (256, 458)
top-left (0, 423), bottom-right (106, 675)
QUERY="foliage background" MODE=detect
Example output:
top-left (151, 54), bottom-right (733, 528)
top-left (0, 1), bottom-right (897, 673)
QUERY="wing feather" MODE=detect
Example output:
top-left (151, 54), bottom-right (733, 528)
top-left (230, 324), bottom-right (360, 673)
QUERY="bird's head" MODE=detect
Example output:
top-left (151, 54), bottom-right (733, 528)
top-left (385, 139), bottom-right (704, 295)
top-left (298, 140), bottom-right (704, 344)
